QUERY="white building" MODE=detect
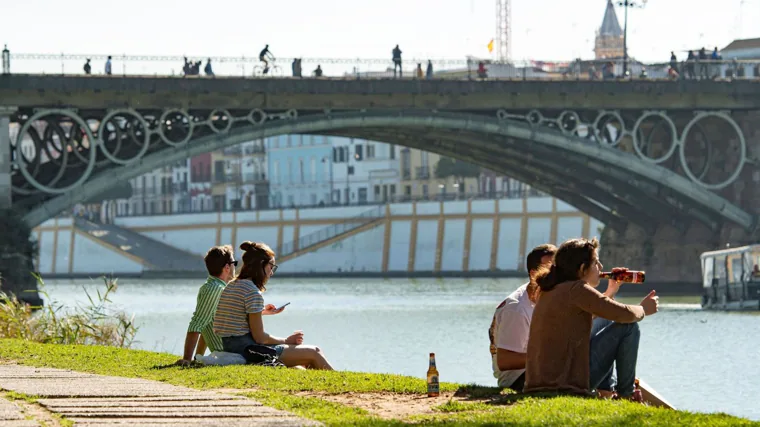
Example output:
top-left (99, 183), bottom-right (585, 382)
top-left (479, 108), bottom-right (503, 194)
top-left (330, 137), bottom-right (400, 205)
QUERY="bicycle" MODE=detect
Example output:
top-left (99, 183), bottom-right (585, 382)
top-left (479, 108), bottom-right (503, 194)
top-left (252, 58), bottom-right (283, 77)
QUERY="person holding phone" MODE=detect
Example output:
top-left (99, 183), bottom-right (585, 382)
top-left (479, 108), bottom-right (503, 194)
top-left (214, 241), bottom-right (334, 370)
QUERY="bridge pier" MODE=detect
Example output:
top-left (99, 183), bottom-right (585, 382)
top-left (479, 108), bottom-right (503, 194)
top-left (0, 106), bottom-right (42, 306)
top-left (600, 221), bottom-right (758, 294)
top-left (0, 107), bottom-right (12, 209)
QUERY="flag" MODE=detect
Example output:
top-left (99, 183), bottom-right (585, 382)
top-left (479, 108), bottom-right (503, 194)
top-left (487, 39), bottom-right (494, 53)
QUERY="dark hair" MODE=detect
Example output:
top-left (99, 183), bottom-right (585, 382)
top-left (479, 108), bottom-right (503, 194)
top-left (204, 245), bottom-right (234, 277)
top-left (535, 238), bottom-right (599, 292)
top-left (236, 241), bottom-right (275, 291)
top-left (526, 244), bottom-right (557, 273)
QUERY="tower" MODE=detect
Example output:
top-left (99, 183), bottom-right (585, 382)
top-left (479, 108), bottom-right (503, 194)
top-left (495, 0), bottom-right (511, 62)
top-left (594, 0), bottom-right (624, 59)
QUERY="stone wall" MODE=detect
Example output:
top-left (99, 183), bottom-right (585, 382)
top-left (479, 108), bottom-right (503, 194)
top-left (0, 209), bottom-right (42, 306)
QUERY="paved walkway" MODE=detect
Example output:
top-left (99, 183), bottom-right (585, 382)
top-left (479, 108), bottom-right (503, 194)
top-left (0, 365), bottom-right (319, 426)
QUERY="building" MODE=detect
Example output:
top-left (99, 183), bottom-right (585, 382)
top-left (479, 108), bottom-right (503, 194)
top-left (267, 135), bottom-right (333, 208)
top-left (398, 148), bottom-right (482, 200)
top-left (190, 153), bottom-right (212, 212)
top-left (594, 0), bottom-right (624, 60)
top-left (210, 140), bottom-right (268, 211)
top-left (718, 38), bottom-right (760, 78)
top-left (330, 137), bottom-right (400, 205)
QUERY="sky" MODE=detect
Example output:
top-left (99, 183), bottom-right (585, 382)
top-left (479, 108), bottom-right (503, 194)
top-left (2, 0), bottom-right (759, 74)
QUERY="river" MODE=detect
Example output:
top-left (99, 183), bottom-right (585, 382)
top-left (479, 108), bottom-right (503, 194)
top-left (43, 277), bottom-right (760, 421)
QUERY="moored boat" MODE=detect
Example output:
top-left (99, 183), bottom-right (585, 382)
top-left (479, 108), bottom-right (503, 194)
top-left (700, 245), bottom-right (760, 311)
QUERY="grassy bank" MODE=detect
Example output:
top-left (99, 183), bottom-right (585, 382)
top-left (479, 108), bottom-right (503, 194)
top-left (0, 339), bottom-right (755, 426)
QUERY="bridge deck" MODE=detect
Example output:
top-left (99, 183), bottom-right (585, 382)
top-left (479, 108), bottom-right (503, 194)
top-left (2, 74), bottom-right (760, 110)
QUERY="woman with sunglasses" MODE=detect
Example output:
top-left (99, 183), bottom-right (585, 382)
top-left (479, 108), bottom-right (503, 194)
top-left (214, 241), bottom-right (334, 370)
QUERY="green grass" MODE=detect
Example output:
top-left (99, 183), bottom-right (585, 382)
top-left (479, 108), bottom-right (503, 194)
top-left (4, 391), bottom-right (39, 404)
top-left (0, 338), bottom-right (756, 426)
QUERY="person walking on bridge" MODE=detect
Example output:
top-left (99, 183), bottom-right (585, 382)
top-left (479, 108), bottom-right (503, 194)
top-left (392, 44), bottom-right (402, 78)
top-left (105, 56), bottom-right (112, 76)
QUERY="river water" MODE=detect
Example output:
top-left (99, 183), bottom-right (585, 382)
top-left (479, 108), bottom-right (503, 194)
top-left (44, 277), bottom-right (760, 421)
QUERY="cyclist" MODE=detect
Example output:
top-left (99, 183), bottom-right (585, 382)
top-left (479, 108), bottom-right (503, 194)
top-left (259, 45), bottom-right (274, 74)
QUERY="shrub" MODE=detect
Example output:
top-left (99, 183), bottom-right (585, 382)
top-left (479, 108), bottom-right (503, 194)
top-left (0, 274), bottom-right (138, 348)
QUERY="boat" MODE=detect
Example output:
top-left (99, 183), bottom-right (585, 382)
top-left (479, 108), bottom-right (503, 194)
top-left (639, 379), bottom-right (675, 409)
top-left (700, 245), bottom-right (760, 311)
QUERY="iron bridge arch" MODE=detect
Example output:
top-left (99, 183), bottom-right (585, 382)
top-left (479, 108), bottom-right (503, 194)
top-left (10, 109), bottom-right (754, 233)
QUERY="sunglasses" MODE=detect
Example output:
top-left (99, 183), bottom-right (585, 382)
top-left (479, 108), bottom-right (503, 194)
top-left (267, 262), bottom-right (278, 274)
top-left (228, 260), bottom-right (238, 267)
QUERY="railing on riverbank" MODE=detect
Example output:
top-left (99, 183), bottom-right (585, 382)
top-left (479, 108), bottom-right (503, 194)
top-left (277, 205), bottom-right (385, 260)
top-left (110, 189), bottom-right (545, 219)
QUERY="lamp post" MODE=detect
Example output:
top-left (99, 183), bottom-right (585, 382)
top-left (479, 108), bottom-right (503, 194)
top-left (617, 0), bottom-right (647, 78)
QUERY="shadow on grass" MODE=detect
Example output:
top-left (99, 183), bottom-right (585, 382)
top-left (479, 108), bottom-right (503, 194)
top-left (453, 384), bottom-right (509, 400)
top-left (488, 390), bottom-right (596, 406)
top-left (149, 362), bottom-right (204, 370)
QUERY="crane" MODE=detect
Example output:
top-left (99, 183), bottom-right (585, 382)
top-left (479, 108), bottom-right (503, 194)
top-left (495, 0), bottom-right (512, 62)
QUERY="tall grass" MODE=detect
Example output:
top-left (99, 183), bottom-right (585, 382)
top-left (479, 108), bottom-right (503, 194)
top-left (0, 274), bottom-right (138, 348)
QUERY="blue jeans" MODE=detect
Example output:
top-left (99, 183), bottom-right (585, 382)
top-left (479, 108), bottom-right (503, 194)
top-left (222, 333), bottom-right (285, 358)
top-left (589, 318), bottom-right (641, 397)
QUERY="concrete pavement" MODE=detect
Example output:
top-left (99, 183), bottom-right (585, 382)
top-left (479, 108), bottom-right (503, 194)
top-left (0, 364), bottom-right (319, 426)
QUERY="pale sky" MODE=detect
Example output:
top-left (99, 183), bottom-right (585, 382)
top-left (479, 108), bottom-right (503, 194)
top-left (2, 0), bottom-right (759, 75)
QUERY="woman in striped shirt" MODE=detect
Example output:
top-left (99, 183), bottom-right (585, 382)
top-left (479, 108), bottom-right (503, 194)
top-left (214, 241), bottom-right (334, 370)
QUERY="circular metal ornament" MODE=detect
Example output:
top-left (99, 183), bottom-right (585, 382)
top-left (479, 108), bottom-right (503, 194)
top-left (678, 111), bottom-right (746, 190)
top-left (158, 109), bottom-right (194, 146)
top-left (593, 110), bottom-right (626, 147)
top-left (496, 109), bottom-right (508, 121)
top-left (248, 109), bottom-right (268, 125)
top-left (13, 109), bottom-right (98, 194)
top-left (98, 109), bottom-right (151, 165)
top-left (632, 111), bottom-right (679, 164)
top-left (558, 110), bottom-right (580, 135)
top-left (208, 109), bottom-right (233, 134)
top-left (526, 110), bottom-right (543, 126)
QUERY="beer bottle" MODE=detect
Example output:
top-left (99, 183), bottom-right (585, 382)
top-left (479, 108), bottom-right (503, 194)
top-left (427, 353), bottom-right (440, 397)
top-left (599, 270), bottom-right (646, 283)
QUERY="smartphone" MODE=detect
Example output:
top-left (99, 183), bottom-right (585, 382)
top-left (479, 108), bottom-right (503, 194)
top-left (277, 302), bottom-right (291, 311)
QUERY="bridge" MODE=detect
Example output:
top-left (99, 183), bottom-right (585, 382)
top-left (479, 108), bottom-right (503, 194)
top-left (1, 73), bottom-right (760, 286)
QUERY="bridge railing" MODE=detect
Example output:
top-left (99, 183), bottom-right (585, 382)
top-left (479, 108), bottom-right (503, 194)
top-left (5, 52), bottom-right (760, 80)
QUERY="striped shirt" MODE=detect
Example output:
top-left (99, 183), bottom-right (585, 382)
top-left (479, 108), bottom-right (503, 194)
top-left (187, 276), bottom-right (226, 353)
top-left (214, 279), bottom-right (265, 337)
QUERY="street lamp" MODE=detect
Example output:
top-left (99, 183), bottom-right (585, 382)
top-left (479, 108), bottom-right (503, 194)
top-left (617, 0), bottom-right (647, 78)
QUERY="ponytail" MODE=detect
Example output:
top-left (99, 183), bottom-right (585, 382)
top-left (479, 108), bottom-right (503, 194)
top-left (535, 264), bottom-right (562, 292)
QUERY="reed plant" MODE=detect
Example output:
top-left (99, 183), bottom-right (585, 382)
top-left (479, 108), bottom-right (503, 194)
top-left (0, 274), bottom-right (138, 348)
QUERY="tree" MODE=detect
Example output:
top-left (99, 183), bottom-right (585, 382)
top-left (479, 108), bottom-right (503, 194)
top-left (434, 157), bottom-right (481, 181)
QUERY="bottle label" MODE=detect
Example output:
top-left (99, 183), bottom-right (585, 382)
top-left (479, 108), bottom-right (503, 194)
top-left (428, 376), bottom-right (439, 394)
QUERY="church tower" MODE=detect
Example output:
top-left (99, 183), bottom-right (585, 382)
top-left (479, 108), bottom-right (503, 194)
top-left (594, 0), bottom-right (624, 59)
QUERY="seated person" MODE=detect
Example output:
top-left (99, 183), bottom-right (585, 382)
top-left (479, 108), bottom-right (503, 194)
top-left (214, 241), bottom-right (334, 370)
top-left (489, 244), bottom-right (556, 391)
top-left (175, 245), bottom-right (236, 366)
top-left (524, 238), bottom-right (659, 400)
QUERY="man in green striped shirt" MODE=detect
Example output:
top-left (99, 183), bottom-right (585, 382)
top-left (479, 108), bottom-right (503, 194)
top-left (176, 245), bottom-right (237, 366)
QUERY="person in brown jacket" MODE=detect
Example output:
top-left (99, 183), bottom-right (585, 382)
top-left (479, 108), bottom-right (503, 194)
top-left (524, 238), bottom-right (659, 399)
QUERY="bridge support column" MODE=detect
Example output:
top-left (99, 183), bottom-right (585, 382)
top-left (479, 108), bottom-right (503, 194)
top-left (0, 107), bottom-right (13, 209)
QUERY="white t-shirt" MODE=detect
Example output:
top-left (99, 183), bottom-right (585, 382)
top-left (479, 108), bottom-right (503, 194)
top-left (488, 283), bottom-right (534, 388)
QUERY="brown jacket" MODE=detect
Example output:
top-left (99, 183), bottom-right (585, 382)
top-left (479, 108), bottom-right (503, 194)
top-left (523, 280), bottom-right (645, 395)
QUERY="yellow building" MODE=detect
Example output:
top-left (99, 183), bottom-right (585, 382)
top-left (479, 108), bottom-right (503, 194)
top-left (594, 0), bottom-right (624, 59)
top-left (399, 148), bottom-right (479, 200)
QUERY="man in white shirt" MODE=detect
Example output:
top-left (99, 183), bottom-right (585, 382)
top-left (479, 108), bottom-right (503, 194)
top-left (488, 244), bottom-right (557, 391)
